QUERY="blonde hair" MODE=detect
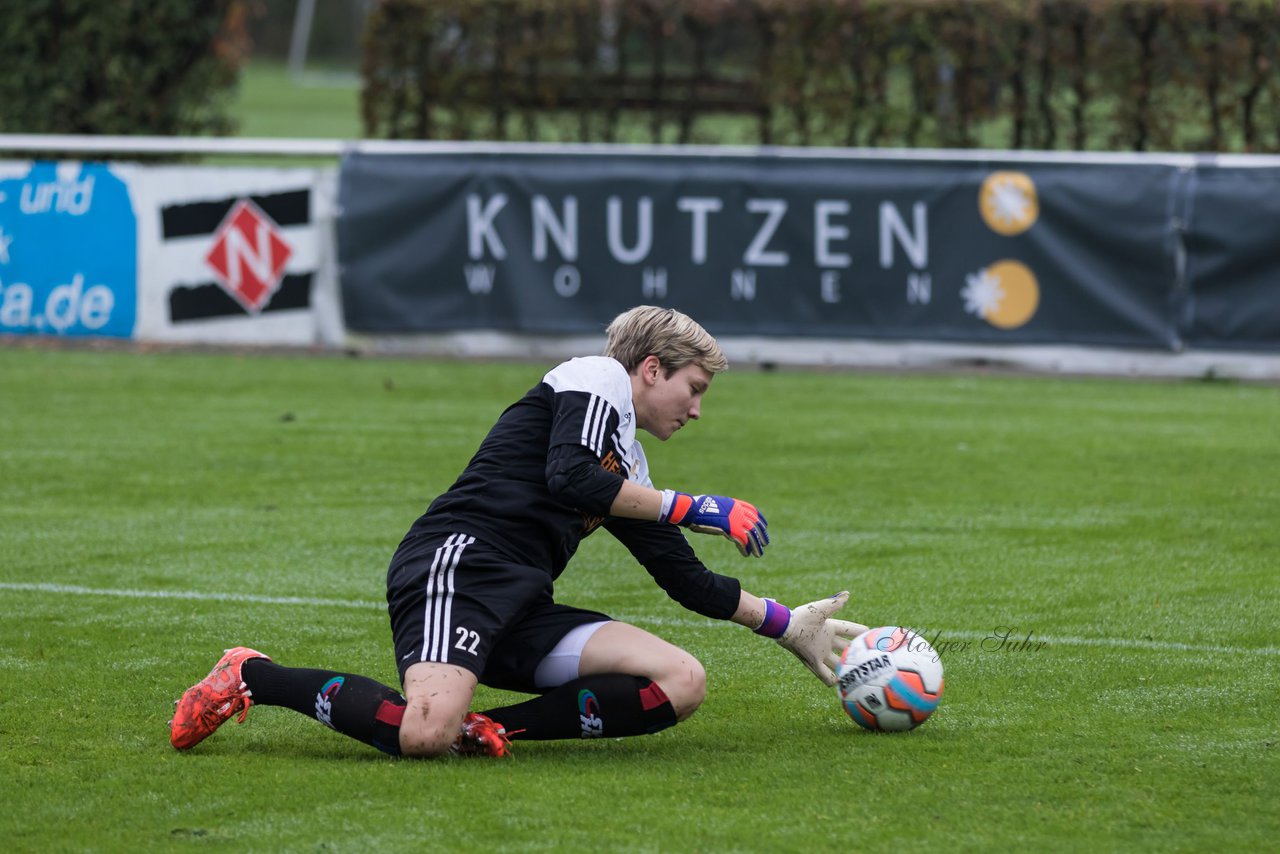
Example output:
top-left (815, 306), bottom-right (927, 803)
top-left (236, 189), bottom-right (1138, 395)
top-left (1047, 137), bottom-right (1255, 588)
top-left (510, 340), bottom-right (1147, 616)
top-left (604, 305), bottom-right (728, 376)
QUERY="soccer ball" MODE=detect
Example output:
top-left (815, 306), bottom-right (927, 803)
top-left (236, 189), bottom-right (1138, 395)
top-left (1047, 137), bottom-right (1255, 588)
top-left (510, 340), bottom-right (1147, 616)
top-left (836, 626), bottom-right (944, 731)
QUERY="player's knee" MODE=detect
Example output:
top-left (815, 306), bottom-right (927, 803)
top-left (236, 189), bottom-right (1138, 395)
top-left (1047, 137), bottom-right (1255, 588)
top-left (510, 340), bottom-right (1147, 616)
top-left (398, 726), bottom-right (455, 758)
top-left (397, 705), bottom-right (457, 758)
top-left (665, 656), bottom-right (707, 722)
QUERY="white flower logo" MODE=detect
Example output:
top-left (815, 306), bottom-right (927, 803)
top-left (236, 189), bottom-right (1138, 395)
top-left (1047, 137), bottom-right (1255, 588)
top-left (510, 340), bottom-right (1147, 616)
top-left (961, 261), bottom-right (1040, 330)
top-left (961, 268), bottom-right (1004, 318)
top-left (979, 172), bottom-right (1039, 236)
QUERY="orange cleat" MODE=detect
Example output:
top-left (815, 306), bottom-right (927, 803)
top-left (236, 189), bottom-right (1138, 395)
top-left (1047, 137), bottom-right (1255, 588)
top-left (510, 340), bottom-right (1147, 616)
top-left (451, 712), bottom-right (513, 758)
top-left (169, 647), bottom-right (270, 750)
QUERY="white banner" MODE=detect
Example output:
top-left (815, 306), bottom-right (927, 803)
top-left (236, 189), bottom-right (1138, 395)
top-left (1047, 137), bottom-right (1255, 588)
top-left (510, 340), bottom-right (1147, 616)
top-left (131, 165), bottom-right (342, 345)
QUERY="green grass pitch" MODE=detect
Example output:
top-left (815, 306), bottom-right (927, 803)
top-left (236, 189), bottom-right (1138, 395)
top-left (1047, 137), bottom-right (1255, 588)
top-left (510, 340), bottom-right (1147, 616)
top-left (230, 63), bottom-right (362, 141)
top-left (2, 346), bottom-right (1277, 851)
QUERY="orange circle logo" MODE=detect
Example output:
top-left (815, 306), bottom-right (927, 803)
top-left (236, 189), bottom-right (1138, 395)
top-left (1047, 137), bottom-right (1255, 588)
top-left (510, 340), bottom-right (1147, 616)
top-left (980, 172), bottom-right (1039, 236)
top-left (961, 260), bottom-right (1039, 329)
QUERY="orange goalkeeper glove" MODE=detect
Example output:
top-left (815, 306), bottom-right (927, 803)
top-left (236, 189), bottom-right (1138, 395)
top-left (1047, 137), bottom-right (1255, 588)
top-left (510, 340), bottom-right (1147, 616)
top-left (659, 490), bottom-right (770, 558)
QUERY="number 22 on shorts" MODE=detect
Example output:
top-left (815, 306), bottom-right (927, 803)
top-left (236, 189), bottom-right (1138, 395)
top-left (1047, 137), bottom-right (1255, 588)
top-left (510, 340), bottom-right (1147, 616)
top-left (454, 627), bottom-right (480, 655)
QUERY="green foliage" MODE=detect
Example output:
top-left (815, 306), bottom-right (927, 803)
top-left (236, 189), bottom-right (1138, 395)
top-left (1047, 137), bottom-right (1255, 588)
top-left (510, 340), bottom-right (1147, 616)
top-left (361, 0), bottom-right (1280, 152)
top-left (2, 347), bottom-right (1279, 849)
top-left (0, 0), bottom-right (251, 135)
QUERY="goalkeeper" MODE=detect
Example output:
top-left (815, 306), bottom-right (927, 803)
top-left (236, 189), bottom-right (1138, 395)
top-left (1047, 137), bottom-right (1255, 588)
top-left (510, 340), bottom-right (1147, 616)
top-left (170, 305), bottom-right (867, 757)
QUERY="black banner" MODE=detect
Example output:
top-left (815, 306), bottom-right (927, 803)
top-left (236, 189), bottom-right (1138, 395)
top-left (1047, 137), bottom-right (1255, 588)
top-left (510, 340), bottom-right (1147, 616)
top-left (1182, 166), bottom-right (1280, 351)
top-left (336, 150), bottom-right (1276, 351)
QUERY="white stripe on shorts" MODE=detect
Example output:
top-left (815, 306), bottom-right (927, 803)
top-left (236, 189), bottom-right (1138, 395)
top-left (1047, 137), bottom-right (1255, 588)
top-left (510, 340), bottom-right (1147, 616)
top-left (422, 533), bottom-right (474, 664)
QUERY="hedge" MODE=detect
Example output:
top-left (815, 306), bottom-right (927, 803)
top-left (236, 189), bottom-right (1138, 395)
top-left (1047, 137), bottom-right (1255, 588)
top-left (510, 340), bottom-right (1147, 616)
top-left (360, 0), bottom-right (1280, 152)
top-left (0, 0), bottom-right (251, 136)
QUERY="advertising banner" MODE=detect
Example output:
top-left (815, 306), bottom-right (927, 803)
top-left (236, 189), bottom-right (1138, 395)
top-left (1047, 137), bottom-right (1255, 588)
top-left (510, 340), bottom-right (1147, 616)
top-left (131, 166), bottom-right (341, 346)
top-left (5, 146), bottom-right (1277, 356)
top-left (1182, 166), bottom-right (1280, 351)
top-left (338, 152), bottom-right (1182, 349)
top-left (0, 161), bottom-right (137, 338)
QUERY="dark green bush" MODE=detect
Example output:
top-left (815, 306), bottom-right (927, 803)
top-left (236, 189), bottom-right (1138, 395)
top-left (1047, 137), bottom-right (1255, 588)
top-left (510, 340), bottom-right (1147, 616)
top-left (0, 0), bottom-right (251, 135)
top-left (360, 0), bottom-right (1280, 152)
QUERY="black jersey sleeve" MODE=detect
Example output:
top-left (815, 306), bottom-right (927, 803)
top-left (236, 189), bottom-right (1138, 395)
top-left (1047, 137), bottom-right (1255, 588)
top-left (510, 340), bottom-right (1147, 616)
top-left (604, 517), bottom-right (742, 620)
top-left (547, 382), bottom-right (621, 460)
top-left (545, 442), bottom-right (625, 516)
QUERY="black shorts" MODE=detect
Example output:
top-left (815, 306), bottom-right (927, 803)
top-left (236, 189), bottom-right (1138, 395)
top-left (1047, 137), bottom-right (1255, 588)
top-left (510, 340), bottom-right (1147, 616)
top-left (386, 531), bottom-right (611, 693)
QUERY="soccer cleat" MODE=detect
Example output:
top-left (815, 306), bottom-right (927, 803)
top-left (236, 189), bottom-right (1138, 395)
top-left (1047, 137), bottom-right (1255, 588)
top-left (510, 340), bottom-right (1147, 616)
top-left (169, 646), bottom-right (270, 751)
top-left (451, 712), bottom-right (512, 758)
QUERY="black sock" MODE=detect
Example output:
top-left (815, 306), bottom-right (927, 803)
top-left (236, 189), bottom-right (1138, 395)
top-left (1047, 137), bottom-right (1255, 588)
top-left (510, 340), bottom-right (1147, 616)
top-left (480, 674), bottom-right (677, 741)
top-left (242, 659), bottom-right (406, 756)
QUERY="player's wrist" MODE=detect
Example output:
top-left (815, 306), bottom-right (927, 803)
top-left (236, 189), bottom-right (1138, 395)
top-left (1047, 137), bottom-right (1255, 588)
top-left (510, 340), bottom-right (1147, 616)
top-left (658, 489), bottom-right (693, 525)
top-left (753, 598), bottom-right (791, 638)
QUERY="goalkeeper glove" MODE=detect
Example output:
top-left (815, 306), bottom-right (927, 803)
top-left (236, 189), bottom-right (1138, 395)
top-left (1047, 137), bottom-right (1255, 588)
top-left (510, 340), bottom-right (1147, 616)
top-left (659, 490), bottom-right (769, 557)
top-left (755, 592), bottom-right (869, 687)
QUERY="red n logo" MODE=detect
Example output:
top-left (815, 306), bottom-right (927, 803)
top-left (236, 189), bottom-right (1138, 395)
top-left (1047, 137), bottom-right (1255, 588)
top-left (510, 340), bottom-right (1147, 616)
top-left (205, 199), bottom-right (293, 313)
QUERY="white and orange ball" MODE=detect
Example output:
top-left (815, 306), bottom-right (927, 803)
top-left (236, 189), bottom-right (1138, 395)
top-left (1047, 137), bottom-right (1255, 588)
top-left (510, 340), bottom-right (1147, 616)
top-left (837, 626), bottom-right (944, 732)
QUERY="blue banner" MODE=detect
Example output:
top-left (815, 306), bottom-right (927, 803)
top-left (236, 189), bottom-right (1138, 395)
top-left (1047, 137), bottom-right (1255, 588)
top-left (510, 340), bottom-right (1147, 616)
top-left (0, 162), bottom-right (137, 338)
